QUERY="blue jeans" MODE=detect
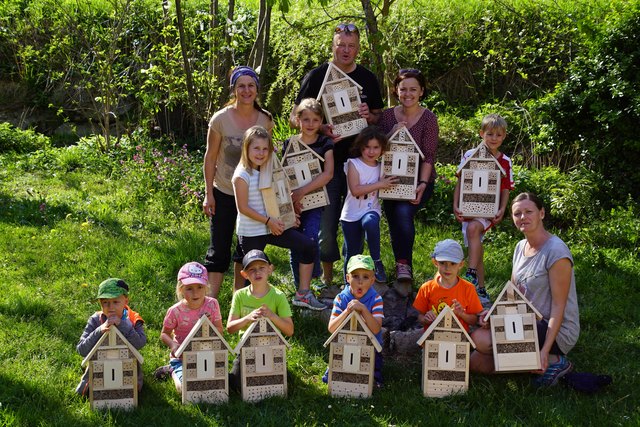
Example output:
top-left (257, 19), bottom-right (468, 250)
top-left (290, 208), bottom-right (323, 286)
top-left (319, 165), bottom-right (347, 263)
top-left (382, 181), bottom-right (434, 267)
top-left (341, 211), bottom-right (381, 283)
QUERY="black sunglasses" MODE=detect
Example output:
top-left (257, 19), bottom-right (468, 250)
top-left (400, 68), bottom-right (422, 75)
top-left (335, 23), bottom-right (359, 35)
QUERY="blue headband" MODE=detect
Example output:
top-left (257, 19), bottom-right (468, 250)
top-left (230, 66), bottom-right (259, 88)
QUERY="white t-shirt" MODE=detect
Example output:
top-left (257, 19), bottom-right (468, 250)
top-left (232, 165), bottom-right (269, 237)
top-left (340, 157), bottom-right (382, 222)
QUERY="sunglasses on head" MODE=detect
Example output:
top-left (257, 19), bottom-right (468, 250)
top-left (400, 68), bottom-right (421, 75)
top-left (335, 23), bottom-right (359, 34)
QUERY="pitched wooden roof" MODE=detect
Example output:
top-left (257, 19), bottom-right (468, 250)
top-left (416, 305), bottom-right (476, 348)
top-left (388, 125), bottom-right (425, 159)
top-left (455, 141), bottom-right (506, 175)
top-left (483, 280), bottom-right (543, 322)
top-left (233, 317), bottom-right (291, 355)
top-left (282, 135), bottom-right (325, 163)
top-left (81, 325), bottom-right (144, 367)
top-left (316, 62), bottom-right (363, 101)
top-left (323, 310), bottom-right (383, 353)
top-left (174, 314), bottom-right (232, 357)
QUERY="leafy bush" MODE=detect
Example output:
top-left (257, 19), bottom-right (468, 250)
top-left (419, 162), bottom-right (457, 224)
top-left (0, 123), bottom-right (50, 153)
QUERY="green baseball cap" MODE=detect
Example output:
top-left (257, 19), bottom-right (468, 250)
top-left (346, 254), bottom-right (375, 273)
top-left (96, 278), bottom-right (129, 299)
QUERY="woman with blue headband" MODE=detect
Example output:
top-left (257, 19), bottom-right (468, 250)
top-left (202, 66), bottom-right (274, 298)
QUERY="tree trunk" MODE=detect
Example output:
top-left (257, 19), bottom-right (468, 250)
top-left (174, 0), bottom-right (199, 135)
top-left (248, 0), bottom-right (272, 95)
top-left (360, 0), bottom-right (385, 102)
top-left (219, 0), bottom-right (236, 106)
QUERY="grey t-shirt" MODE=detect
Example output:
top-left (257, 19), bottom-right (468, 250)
top-left (512, 235), bottom-right (580, 354)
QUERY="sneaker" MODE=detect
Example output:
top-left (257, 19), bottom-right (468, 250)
top-left (374, 260), bottom-right (387, 283)
top-left (154, 365), bottom-right (172, 381)
top-left (534, 355), bottom-right (574, 387)
top-left (311, 279), bottom-right (327, 294)
top-left (463, 273), bottom-right (478, 286)
top-left (292, 290), bottom-right (327, 311)
top-left (396, 262), bottom-right (412, 281)
top-left (476, 286), bottom-right (492, 310)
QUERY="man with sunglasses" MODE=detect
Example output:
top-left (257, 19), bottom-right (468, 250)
top-left (289, 23), bottom-right (384, 290)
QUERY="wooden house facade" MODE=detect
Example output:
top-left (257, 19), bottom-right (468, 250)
top-left (379, 125), bottom-right (425, 201)
top-left (281, 136), bottom-right (329, 211)
top-left (483, 281), bottom-right (542, 372)
top-left (259, 155), bottom-right (297, 230)
top-left (456, 141), bottom-right (506, 218)
top-left (174, 315), bottom-right (233, 404)
top-left (81, 326), bottom-right (144, 410)
top-left (323, 311), bottom-right (382, 398)
top-left (233, 317), bottom-right (291, 402)
top-left (416, 306), bottom-right (476, 397)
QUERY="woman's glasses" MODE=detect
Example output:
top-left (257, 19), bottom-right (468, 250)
top-left (335, 23), bottom-right (359, 35)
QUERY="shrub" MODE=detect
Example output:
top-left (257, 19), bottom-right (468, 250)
top-left (0, 123), bottom-right (50, 153)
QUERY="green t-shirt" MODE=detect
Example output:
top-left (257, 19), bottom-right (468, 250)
top-left (229, 286), bottom-right (292, 333)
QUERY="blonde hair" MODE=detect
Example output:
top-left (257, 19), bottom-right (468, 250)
top-left (175, 281), bottom-right (184, 301)
top-left (295, 98), bottom-right (324, 120)
top-left (240, 125), bottom-right (273, 172)
top-left (480, 114), bottom-right (508, 132)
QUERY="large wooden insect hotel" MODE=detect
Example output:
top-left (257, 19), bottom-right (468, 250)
top-left (173, 315), bottom-right (233, 404)
top-left (379, 125), bottom-right (425, 200)
top-left (259, 154), bottom-right (297, 230)
top-left (233, 317), bottom-right (291, 402)
top-left (416, 306), bottom-right (476, 398)
top-left (323, 311), bottom-right (382, 398)
top-left (456, 141), bottom-right (506, 218)
top-left (281, 136), bottom-right (329, 211)
top-left (316, 62), bottom-right (367, 138)
top-left (483, 281), bottom-right (542, 372)
top-left (81, 326), bottom-right (144, 410)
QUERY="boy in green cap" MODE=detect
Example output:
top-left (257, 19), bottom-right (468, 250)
top-left (75, 278), bottom-right (147, 396)
top-left (323, 254), bottom-right (384, 386)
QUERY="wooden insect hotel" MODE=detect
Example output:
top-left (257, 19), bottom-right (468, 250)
top-left (483, 281), bottom-right (542, 372)
top-left (416, 305), bottom-right (476, 398)
top-left (81, 326), bottom-right (143, 410)
top-left (456, 141), bottom-right (506, 218)
top-left (259, 154), bottom-right (297, 230)
top-left (233, 317), bottom-right (291, 402)
top-left (316, 62), bottom-right (367, 138)
top-left (173, 315), bottom-right (233, 405)
top-left (379, 125), bottom-right (425, 200)
top-left (323, 311), bottom-right (382, 398)
top-left (281, 136), bottom-right (329, 211)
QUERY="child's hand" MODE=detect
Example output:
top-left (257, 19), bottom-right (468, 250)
top-left (453, 206), bottom-right (465, 223)
top-left (100, 322), bottom-right (111, 334)
top-left (347, 299), bottom-right (366, 314)
top-left (268, 218), bottom-right (285, 236)
top-left (451, 299), bottom-right (465, 317)
top-left (389, 122), bottom-right (408, 135)
top-left (357, 103), bottom-right (370, 122)
top-left (258, 304), bottom-right (275, 320)
top-left (492, 208), bottom-right (505, 225)
top-left (291, 189), bottom-right (304, 204)
top-left (379, 175), bottom-right (399, 189)
top-left (423, 311), bottom-right (437, 325)
top-left (477, 310), bottom-right (490, 328)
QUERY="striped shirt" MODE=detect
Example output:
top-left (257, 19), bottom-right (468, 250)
top-left (232, 165), bottom-right (269, 237)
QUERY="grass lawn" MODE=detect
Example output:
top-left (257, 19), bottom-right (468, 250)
top-left (0, 157), bottom-right (639, 426)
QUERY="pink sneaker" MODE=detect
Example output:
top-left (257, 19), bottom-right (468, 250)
top-left (396, 262), bottom-right (412, 281)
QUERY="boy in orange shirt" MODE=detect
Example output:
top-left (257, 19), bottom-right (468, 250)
top-left (413, 239), bottom-right (483, 332)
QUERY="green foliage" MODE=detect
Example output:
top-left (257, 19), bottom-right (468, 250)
top-left (419, 162), bottom-right (457, 224)
top-left (0, 123), bottom-right (50, 153)
top-left (534, 2), bottom-right (640, 200)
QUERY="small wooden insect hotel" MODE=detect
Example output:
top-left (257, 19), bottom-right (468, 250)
top-left (173, 315), bottom-right (233, 404)
top-left (456, 141), bottom-right (506, 218)
top-left (323, 311), bottom-right (382, 398)
top-left (416, 305), bottom-right (476, 398)
top-left (483, 281), bottom-right (542, 372)
top-left (281, 136), bottom-right (329, 211)
top-left (379, 125), bottom-right (425, 200)
top-left (233, 317), bottom-right (291, 402)
top-left (81, 326), bottom-right (144, 410)
top-left (259, 154), bottom-right (297, 230)
top-left (316, 62), bottom-right (367, 138)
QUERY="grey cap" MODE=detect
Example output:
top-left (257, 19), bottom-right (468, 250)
top-left (242, 249), bottom-right (271, 269)
top-left (431, 239), bottom-right (464, 263)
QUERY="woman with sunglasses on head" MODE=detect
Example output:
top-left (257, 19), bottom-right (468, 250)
top-left (289, 23), bottom-right (384, 289)
top-left (202, 66), bottom-right (274, 298)
top-left (378, 69), bottom-right (439, 283)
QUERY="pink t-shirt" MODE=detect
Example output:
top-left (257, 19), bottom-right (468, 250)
top-left (163, 296), bottom-right (222, 347)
